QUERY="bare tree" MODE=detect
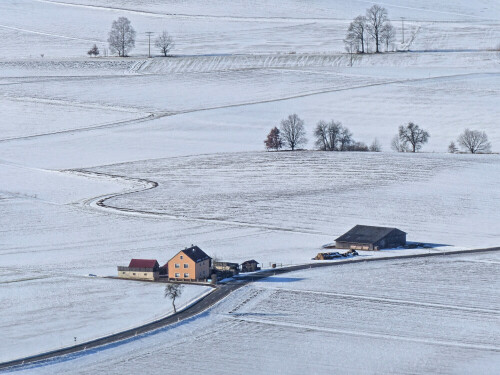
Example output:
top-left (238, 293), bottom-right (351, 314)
top-left (457, 129), bottom-right (491, 154)
top-left (369, 138), bottom-right (382, 152)
top-left (155, 31), bottom-right (174, 57)
top-left (344, 37), bottom-right (359, 67)
top-left (448, 141), bottom-right (458, 153)
top-left (338, 126), bottom-right (353, 151)
top-left (164, 283), bottom-right (184, 313)
top-left (108, 17), bottom-right (136, 57)
top-left (87, 44), bottom-right (100, 57)
top-left (398, 122), bottom-right (430, 152)
top-left (280, 114), bottom-right (307, 151)
top-left (314, 120), bottom-right (330, 151)
top-left (391, 135), bottom-right (409, 152)
top-left (346, 16), bottom-right (368, 54)
top-left (366, 5), bottom-right (389, 53)
top-left (380, 22), bottom-right (396, 51)
top-left (264, 126), bottom-right (283, 151)
top-left (327, 121), bottom-right (342, 151)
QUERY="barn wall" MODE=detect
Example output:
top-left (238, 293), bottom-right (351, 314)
top-left (118, 270), bottom-right (159, 281)
top-left (375, 231), bottom-right (406, 249)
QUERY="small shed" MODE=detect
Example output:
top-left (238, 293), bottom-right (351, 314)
top-left (118, 259), bottom-right (160, 281)
top-left (335, 225), bottom-right (406, 251)
top-left (241, 260), bottom-right (260, 273)
top-left (213, 262), bottom-right (240, 275)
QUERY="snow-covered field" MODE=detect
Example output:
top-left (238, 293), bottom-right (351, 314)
top-left (1, 0), bottom-right (499, 371)
top-left (12, 251), bottom-right (500, 374)
top-left (91, 151), bottom-right (500, 248)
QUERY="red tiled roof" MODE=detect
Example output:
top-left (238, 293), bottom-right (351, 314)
top-left (128, 259), bottom-right (158, 268)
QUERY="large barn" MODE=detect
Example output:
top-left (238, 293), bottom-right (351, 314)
top-left (335, 225), bottom-right (406, 251)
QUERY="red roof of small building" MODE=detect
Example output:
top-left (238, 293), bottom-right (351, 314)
top-left (128, 259), bottom-right (159, 268)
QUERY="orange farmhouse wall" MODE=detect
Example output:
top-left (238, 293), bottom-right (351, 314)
top-left (167, 251), bottom-right (210, 280)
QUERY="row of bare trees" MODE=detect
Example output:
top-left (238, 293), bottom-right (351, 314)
top-left (267, 117), bottom-right (492, 154)
top-left (88, 17), bottom-right (174, 57)
top-left (264, 114), bottom-right (381, 152)
top-left (345, 5), bottom-right (395, 55)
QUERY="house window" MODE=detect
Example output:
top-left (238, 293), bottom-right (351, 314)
top-left (175, 273), bottom-right (180, 278)
top-left (175, 264), bottom-right (180, 268)
top-left (180, 255), bottom-right (183, 259)
top-left (132, 273), bottom-right (136, 275)
top-left (184, 273), bottom-right (189, 278)
top-left (144, 273), bottom-right (147, 276)
top-left (122, 272), bottom-right (125, 274)
top-left (184, 264), bottom-right (189, 268)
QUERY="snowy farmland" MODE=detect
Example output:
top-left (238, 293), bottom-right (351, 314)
top-left (1, 0), bottom-right (500, 372)
top-left (12, 251), bottom-right (500, 374)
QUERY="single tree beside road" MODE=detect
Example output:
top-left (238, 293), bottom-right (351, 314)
top-left (165, 283), bottom-right (184, 313)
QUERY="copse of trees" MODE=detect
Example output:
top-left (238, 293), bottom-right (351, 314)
top-left (313, 120), bottom-right (379, 152)
top-left (264, 115), bottom-right (381, 153)
top-left (108, 17), bottom-right (136, 57)
top-left (345, 4), bottom-right (395, 54)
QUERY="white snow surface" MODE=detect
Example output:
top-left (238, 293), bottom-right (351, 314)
top-left (1, 0), bottom-right (500, 371)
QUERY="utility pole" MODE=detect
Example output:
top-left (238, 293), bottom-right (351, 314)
top-left (145, 32), bottom-right (154, 58)
top-left (401, 17), bottom-right (405, 44)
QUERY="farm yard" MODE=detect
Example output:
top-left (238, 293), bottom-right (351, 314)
top-left (1, 0), bottom-right (500, 373)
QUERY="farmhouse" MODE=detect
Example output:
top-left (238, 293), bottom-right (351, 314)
top-left (166, 245), bottom-right (212, 281)
top-left (117, 259), bottom-right (160, 281)
top-left (241, 260), bottom-right (260, 272)
top-left (335, 225), bottom-right (406, 251)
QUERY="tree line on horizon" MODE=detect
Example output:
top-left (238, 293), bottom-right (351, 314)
top-left (87, 17), bottom-right (174, 58)
top-left (265, 114), bottom-right (493, 154)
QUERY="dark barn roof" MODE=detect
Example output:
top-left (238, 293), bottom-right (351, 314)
top-left (335, 225), bottom-right (405, 244)
top-left (182, 245), bottom-right (211, 263)
top-left (128, 259), bottom-right (159, 269)
top-left (241, 259), bottom-right (259, 265)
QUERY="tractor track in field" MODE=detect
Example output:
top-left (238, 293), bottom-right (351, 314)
top-left (1, 246), bottom-right (499, 371)
top-left (72, 169), bottom-right (325, 236)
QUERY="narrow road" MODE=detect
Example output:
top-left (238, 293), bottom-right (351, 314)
top-left (1, 246), bottom-right (499, 371)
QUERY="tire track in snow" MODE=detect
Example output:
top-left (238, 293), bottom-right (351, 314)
top-left (33, 0), bottom-right (347, 23)
top-left (71, 170), bottom-right (324, 235)
top-left (258, 287), bottom-right (500, 316)
top-left (0, 113), bottom-right (162, 143)
top-left (0, 24), bottom-right (102, 44)
top-left (231, 315), bottom-right (500, 352)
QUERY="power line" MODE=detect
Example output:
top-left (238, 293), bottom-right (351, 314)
top-left (145, 32), bottom-right (154, 58)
